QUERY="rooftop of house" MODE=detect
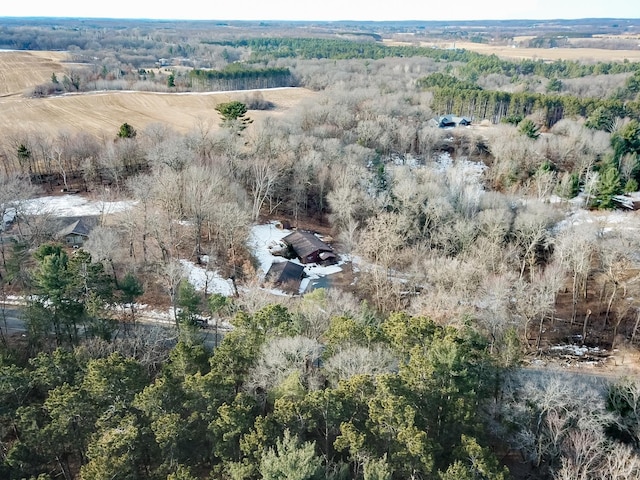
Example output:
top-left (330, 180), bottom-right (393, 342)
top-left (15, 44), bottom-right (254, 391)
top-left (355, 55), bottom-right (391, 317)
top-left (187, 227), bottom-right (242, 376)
top-left (265, 260), bottom-right (305, 292)
top-left (57, 218), bottom-right (92, 238)
top-left (282, 230), bottom-right (334, 259)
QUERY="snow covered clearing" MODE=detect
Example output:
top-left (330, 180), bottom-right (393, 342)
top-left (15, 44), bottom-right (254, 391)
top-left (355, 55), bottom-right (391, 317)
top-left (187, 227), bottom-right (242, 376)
top-left (20, 195), bottom-right (137, 217)
top-left (552, 192), bottom-right (640, 234)
top-left (247, 222), bottom-right (291, 274)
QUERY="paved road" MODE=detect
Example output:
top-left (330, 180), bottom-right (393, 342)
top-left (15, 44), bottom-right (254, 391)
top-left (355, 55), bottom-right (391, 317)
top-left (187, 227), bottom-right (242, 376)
top-left (0, 303), bottom-right (224, 349)
top-left (0, 306), bottom-right (26, 337)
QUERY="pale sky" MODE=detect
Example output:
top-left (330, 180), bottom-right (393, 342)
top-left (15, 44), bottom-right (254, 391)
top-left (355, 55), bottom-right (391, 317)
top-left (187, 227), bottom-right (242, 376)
top-left (1, 0), bottom-right (638, 22)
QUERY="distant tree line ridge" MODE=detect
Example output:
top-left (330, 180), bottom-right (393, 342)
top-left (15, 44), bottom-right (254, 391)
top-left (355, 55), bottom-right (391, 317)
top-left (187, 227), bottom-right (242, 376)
top-left (212, 37), bottom-right (640, 79)
top-left (210, 37), bottom-right (483, 61)
top-left (420, 71), bottom-right (640, 128)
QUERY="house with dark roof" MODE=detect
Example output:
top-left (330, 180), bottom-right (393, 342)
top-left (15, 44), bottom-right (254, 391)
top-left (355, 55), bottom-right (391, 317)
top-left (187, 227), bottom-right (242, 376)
top-left (265, 261), bottom-right (306, 293)
top-left (57, 218), bottom-right (92, 247)
top-left (429, 115), bottom-right (472, 128)
top-left (282, 230), bottom-right (337, 266)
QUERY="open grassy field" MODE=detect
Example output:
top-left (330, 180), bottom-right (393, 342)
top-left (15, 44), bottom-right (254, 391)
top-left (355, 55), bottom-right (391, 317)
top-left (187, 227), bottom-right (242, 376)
top-left (427, 41), bottom-right (640, 62)
top-left (0, 50), bottom-right (316, 139)
top-left (385, 39), bottom-right (640, 62)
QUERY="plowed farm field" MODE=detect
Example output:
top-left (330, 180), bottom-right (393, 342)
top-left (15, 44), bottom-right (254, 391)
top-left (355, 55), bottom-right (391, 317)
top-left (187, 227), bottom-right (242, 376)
top-left (0, 50), bottom-right (70, 97)
top-left (0, 50), bottom-right (316, 139)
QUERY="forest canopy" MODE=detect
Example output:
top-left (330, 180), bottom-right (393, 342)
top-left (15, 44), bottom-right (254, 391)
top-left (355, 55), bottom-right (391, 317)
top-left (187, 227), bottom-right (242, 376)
top-left (2, 17), bottom-right (640, 480)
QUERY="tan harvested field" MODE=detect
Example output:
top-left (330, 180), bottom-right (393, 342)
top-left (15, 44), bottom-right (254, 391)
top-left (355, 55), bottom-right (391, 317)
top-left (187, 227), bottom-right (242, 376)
top-left (385, 39), bottom-right (640, 62)
top-left (429, 41), bottom-right (640, 62)
top-left (0, 50), bottom-right (71, 96)
top-left (0, 50), bottom-right (317, 139)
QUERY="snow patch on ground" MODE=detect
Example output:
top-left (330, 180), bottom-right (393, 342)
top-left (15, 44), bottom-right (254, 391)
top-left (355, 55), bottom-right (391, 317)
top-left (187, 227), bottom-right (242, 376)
top-left (549, 190), bottom-right (640, 237)
top-left (179, 259), bottom-right (235, 296)
top-left (554, 203), bottom-right (640, 233)
top-left (548, 344), bottom-right (605, 357)
top-left (20, 195), bottom-right (137, 217)
top-left (435, 152), bottom-right (488, 182)
top-left (247, 222), bottom-right (292, 275)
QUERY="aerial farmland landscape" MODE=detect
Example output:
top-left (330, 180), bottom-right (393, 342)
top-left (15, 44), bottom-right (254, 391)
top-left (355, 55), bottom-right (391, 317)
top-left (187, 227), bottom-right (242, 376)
top-left (1, 9), bottom-right (640, 480)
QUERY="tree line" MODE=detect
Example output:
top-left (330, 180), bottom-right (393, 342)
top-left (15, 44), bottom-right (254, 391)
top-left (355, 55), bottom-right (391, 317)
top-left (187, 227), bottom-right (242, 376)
top-left (213, 36), bottom-right (640, 82)
top-left (420, 71), bottom-right (640, 127)
top-left (187, 66), bottom-right (293, 91)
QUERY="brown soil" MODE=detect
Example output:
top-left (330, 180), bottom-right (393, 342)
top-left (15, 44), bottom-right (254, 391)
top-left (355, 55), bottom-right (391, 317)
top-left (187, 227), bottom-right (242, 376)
top-left (443, 41), bottom-right (640, 62)
top-left (0, 50), bottom-right (70, 96)
top-left (527, 273), bottom-right (640, 377)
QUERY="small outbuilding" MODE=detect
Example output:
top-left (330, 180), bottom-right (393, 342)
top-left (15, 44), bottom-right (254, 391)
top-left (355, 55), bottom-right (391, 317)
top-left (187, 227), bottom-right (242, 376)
top-left (265, 261), bottom-right (306, 293)
top-left (57, 218), bottom-right (92, 247)
top-left (282, 230), bottom-right (337, 266)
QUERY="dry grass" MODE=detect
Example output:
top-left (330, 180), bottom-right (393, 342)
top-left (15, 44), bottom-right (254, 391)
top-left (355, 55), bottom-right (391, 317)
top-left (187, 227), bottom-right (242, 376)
top-left (0, 50), bottom-right (70, 96)
top-left (428, 40), bottom-right (640, 63)
top-left (384, 39), bottom-right (640, 62)
top-left (0, 50), bottom-right (317, 139)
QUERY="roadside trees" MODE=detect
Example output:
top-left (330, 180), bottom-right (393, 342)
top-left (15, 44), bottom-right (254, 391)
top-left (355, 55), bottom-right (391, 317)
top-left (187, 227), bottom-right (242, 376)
top-left (118, 271), bottom-right (144, 325)
top-left (0, 172), bottom-right (38, 276)
top-left (25, 244), bottom-right (116, 347)
top-left (26, 244), bottom-right (83, 346)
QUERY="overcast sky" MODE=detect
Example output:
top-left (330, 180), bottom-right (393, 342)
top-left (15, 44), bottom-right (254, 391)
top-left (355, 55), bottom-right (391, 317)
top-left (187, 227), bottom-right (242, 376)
top-left (1, 0), bottom-right (639, 22)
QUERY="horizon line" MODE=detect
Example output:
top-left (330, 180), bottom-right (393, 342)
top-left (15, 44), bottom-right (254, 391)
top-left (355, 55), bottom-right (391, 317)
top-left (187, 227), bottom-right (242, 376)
top-left (1, 15), bottom-right (639, 23)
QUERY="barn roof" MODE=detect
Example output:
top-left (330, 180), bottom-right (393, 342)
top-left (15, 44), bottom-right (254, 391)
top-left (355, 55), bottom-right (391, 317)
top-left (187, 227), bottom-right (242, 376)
top-left (282, 230), bottom-right (333, 259)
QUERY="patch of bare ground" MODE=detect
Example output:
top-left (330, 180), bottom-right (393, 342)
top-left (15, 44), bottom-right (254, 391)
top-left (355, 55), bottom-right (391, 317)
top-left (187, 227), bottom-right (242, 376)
top-left (528, 279), bottom-right (640, 378)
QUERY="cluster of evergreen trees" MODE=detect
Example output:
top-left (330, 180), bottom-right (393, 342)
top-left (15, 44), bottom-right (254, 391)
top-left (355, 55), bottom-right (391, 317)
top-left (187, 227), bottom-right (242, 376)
top-left (1, 283), bottom-right (510, 479)
top-left (187, 66), bottom-right (293, 91)
top-left (215, 36), bottom-right (640, 82)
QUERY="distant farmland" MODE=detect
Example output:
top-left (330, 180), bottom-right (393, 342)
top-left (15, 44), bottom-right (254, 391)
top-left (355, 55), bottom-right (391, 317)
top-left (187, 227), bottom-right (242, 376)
top-left (0, 50), bottom-right (316, 140)
top-left (384, 39), bottom-right (640, 62)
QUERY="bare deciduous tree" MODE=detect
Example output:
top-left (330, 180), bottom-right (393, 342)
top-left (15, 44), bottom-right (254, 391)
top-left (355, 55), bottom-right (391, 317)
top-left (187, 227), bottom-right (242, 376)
top-left (246, 335), bottom-right (323, 405)
top-left (83, 225), bottom-right (123, 283)
top-left (182, 164), bottom-right (222, 257)
top-left (323, 345), bottom-right (397, 385)
top-left (512, 203), bottom-right (559, 282)
top-left (555, 224), bottom-right (598, 324)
